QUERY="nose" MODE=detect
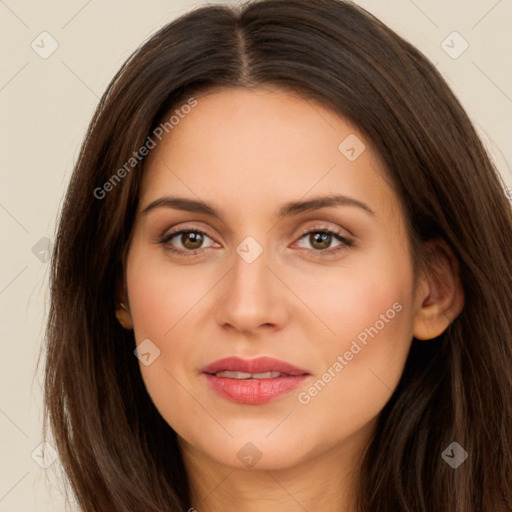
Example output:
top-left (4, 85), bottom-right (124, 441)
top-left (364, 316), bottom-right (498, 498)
top-left (214, 241), bottom-right (290, 335)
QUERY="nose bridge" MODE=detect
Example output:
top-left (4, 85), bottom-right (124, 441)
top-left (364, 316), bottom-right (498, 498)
top-left (216, 234), bottom-right (287, 331)
top-left (230, 235), bottom-right (272, 302)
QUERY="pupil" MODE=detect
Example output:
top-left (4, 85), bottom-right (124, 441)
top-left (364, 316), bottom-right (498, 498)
top-left (311, 232), bottom-right (330, 250)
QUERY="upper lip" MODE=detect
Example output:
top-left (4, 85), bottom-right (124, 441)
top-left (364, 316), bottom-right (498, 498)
top-left (202, 356), bottom-right (310, 376)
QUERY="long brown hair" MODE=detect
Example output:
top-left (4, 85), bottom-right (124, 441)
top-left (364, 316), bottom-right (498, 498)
top-left (41, 1), bottom-right (512, 510)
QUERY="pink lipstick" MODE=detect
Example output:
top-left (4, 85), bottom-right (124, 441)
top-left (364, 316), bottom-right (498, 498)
top-left (202, 356), bottom-right (310, 405)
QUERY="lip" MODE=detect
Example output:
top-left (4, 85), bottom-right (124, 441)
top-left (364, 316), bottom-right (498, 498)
top-left (201, 356), bottom-right (310, 405)
top-left (202, 356), bottom-right (309, 376)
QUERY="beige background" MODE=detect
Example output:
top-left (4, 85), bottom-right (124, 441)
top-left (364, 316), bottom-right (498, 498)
top-left (0, 0), bottom-right (510, 510)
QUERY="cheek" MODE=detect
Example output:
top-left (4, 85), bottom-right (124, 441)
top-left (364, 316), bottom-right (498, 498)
top-left (126, 244), bottom-right (213, 342)
top-left (289, 244), bottom-right (413, 361)
top-left (125, 265), bottom-right (194, 439)
top-left (294, 259), bottom-right (415, 434)
top-left (125, 244), bottom-right (217, 426)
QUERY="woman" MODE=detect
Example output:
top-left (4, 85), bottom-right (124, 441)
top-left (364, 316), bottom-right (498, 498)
top-left (42, 0), bottom-right (512, 510)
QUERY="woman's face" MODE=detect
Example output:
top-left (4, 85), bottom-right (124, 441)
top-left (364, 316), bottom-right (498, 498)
top-left (125, 86), bottom-right (418, 471)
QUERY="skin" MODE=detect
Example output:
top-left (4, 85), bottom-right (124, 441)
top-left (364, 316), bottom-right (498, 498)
top-left (116, 86), bottom-right (464, 512)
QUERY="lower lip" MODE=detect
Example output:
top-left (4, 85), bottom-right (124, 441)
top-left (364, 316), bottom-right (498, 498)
top-left (203, 373), bottom-right (308, 405)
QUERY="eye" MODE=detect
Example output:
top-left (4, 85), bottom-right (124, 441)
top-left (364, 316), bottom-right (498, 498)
top-left (157, 224), bottom-right (354, 257)
top-left (159, 228), bottom-right (218, 254)
top-left (294, 227), bottom-right (354, 255)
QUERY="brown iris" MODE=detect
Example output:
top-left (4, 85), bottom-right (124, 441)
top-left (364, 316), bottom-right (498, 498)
top-left (309, 232), bottom-right (332, 250)
top-left (181, 232), bottom-right (204, 250)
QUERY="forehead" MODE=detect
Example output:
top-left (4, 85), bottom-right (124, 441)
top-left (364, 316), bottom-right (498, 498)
top-left (139, 86), bottom-right (398, 221)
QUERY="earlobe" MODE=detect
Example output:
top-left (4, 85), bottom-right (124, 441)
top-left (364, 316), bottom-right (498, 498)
top-left (413, 239), bottom-right (465, 341)
top-left (115, 301), bottom-right (134, 329)
top-left (115, 270), bottom-right (134, 330)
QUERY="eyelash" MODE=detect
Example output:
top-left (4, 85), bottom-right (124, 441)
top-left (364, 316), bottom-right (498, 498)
top-left (158, 225), bottom-right (355, 257)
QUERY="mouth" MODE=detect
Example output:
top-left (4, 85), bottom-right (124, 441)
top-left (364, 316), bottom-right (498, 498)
top-left (201, 356), bottom-right (310, 405)
top-left (211, 370), bottom-right (288, 379)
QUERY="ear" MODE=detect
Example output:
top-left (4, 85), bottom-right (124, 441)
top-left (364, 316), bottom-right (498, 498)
top-left (413, 239), bottom-right (465, 340)
top-left (114, 274), bottom-right (133, 330)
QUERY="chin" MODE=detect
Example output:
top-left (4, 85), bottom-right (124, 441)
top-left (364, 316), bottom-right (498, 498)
top-left (196, 430), bottom-right (314, 471)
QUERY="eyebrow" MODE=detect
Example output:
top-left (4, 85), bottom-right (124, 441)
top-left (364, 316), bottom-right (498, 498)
top-left (141, 194), bottom-right (375, 220)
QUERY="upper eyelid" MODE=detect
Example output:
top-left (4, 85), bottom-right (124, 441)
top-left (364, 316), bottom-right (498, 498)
top-left (296, 224), bottom-right (345, 236)
top-left (160, 222), bottom-right (347, 237)
top-left (160, 224), bottom-right (213, 240)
